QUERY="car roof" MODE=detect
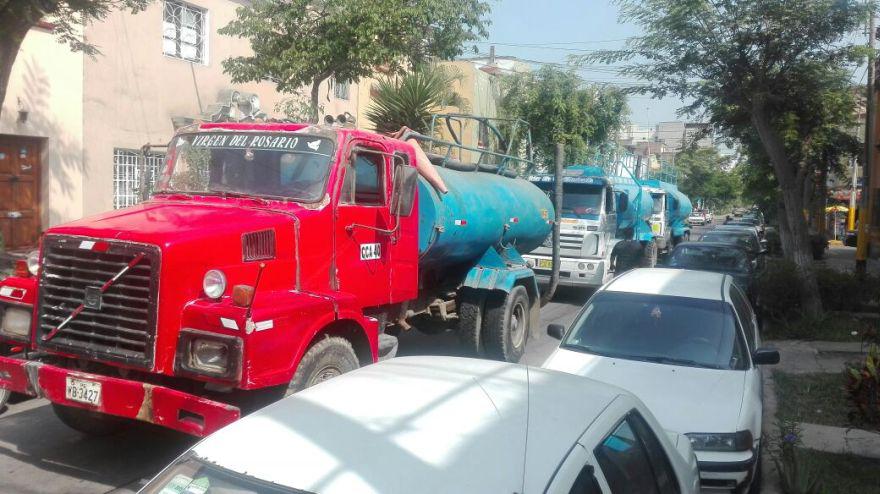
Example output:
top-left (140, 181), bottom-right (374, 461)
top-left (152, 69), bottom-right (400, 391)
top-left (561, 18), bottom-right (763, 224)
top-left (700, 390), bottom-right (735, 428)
top-left (603, 267), bottom-right (729, 301)
top-left (190, 356), bottom-right (624, 494)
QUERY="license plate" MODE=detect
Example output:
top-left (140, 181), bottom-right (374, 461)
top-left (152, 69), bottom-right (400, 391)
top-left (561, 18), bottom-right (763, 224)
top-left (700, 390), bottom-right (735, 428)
top-left (537, 259), bottom-right (553, 269)
top-left (65, 377), bottom-right (102, 406)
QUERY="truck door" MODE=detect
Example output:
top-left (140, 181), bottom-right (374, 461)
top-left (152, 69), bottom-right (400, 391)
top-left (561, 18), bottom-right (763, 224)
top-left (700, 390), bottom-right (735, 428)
top-left (334, 143), bottom-right (393, 307)
top-left (600, 185), bottom-right (617, 257)
top-left (650, 192), bottom-right (667, 239)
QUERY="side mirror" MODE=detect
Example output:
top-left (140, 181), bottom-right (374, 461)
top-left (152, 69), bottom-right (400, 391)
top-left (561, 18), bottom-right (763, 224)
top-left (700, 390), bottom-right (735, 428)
top-left (547, 323), bottom-right (566, 340)
top-left (752, 347), bottom-right (780, 365)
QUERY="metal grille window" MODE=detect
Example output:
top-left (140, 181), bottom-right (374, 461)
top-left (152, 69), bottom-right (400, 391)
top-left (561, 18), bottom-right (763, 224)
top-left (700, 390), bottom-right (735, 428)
top-left (163, 0), bottom-right (207, 63)
top-left (333, 78), bottom-right (350, 100)
top-left (113, 149), bottom-right (165, 209)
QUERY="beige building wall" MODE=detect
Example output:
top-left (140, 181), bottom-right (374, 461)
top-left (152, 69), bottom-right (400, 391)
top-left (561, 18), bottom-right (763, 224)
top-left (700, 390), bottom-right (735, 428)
top-left (0, 26), bottom-right (85, 228)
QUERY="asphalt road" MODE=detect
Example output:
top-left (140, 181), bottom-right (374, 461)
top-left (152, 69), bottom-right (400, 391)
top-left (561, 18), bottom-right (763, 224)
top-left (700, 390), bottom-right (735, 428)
top-left (0, 222), bottom-right (716, 493)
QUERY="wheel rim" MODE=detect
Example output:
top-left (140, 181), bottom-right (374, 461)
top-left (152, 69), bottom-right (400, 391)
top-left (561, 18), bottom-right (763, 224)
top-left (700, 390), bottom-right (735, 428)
top-left (510, 302), bottom-right (526, 349)
top-left (309, 365), bottom-right (343, 387)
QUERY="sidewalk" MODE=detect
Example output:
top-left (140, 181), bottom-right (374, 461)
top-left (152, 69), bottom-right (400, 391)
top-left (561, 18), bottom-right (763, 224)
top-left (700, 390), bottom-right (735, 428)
top-left (762, 338), bottom-right (880, 492)
top-left (817, 245), bottom-right (880, 274)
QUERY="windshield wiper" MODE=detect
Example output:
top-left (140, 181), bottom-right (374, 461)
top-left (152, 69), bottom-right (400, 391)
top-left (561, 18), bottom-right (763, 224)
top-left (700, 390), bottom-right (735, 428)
top-left (638, 355), bottom-right (722, 369)
top-left (205, 190), bottom-right (270, 205)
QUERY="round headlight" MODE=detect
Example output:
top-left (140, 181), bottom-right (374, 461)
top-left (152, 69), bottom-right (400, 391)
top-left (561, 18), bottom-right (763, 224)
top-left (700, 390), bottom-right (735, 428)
top-left (26, 250), bottom-right (40, 276)
top-left (203, 269), bottom-right (227, 299)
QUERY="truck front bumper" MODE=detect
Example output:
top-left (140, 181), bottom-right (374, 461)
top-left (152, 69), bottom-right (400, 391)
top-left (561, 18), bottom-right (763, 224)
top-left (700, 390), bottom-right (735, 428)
top-left (525, 255), bottom-right (608, 287)
top-left (0, 355), bottom-right (240, 437)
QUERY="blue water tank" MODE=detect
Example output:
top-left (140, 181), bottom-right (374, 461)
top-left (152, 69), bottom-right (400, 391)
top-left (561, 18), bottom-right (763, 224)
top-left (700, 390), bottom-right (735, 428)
top-left (418, 167), bottom-right (553, 268)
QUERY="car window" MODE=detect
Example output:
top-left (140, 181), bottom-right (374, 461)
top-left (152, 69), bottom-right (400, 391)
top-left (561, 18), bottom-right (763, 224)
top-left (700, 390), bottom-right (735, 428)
top-left (563, 292), bottom-right (745, 370)
top-left (595, 415), bottom-right (663, 494)
top-left (341, 151), bottom-right (385, 205)
top-left (728, 285), bottom-right (757, 351)
top-left (569, 464), bottom-right (603, 494)
top-left (627, 412), bottom-right (680, 494)
top-left (668, 245), bottom-right (749, 272)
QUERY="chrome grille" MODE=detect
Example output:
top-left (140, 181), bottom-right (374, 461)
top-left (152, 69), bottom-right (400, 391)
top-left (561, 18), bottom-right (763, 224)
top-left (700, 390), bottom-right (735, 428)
top-left (37, 235), bottom-right (159, 367)
top-left (559, 232), bottom-right (585, 250)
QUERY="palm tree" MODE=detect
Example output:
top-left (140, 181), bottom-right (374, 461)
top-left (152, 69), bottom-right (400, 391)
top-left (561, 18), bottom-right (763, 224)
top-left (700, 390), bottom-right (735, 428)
top-left (365, 64), bottom-right (468, 135)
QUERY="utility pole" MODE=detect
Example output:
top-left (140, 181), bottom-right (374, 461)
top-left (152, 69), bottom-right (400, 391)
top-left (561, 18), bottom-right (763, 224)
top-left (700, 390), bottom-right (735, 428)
top-left (857, 11), bottom-right (875, 275)
top-left (541, 143), bottom-right (564, 306)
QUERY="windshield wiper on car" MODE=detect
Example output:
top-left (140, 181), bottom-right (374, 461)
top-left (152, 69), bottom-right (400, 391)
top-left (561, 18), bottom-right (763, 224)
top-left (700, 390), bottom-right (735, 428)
top-left (204, 189), bottom-right (271, 205)
top-left (638, 355), bottom-right (723, 369)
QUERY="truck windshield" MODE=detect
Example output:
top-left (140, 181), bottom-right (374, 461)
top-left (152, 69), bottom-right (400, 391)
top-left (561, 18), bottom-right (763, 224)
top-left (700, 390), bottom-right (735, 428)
top-left (562, 292), bottom-right (746, 370)
top-left (156, 132), bottom-right (335, 202)
top-left (651, 194), bottom-right (665, 214)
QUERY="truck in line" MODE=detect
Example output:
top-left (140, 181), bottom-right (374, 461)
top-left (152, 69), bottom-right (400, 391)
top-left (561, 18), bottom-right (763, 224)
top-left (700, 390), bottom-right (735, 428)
top-left (523, 165), bottom-right (692, 288)
top-left (0, 117), bottom-right (552, 436)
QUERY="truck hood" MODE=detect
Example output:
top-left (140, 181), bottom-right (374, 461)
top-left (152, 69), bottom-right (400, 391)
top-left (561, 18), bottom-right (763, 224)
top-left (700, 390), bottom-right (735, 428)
top-left (544, 347), bottom-right (746, 435)
top-left (47, 199), bottom-right (307, 247)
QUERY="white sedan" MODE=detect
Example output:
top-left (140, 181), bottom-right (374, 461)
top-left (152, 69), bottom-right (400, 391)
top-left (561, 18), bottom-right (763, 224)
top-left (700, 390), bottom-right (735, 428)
top-left (141, 356), bottom-right (700, 494)
top-left (544, 268), bottom-right (778, 493)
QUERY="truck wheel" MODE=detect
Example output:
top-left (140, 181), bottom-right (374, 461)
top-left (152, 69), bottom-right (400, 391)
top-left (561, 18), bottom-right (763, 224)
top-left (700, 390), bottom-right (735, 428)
top-left (287, 336), bottom-right (359, 395)
top-left (483, 286), bottom-right (529, 362)
top-left (641, 240), bottom-right (658, 268)
top-left (458, 287), bottom-right (486, 356)
top-left (51, 403), bottom-right (128, 436)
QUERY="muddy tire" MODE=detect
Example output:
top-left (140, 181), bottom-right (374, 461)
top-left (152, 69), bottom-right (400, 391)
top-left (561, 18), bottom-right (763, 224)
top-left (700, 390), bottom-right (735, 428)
top-left (458, 287), bottom-right (486, 356)
top-left (287, 336), bottom-right (359, 396)
top-left (52, 403), bottom-right (128, 436)
top-left (641, 240), bottom-right (658, 268)
top-left (483, 286), bottom-right (529, 362)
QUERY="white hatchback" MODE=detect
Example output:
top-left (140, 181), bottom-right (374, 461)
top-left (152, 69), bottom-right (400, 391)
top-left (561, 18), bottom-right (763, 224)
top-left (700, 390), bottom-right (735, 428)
top-left (141, 356), bottom-right (700, 494)
top-left (544, 268), bottom-right (778, 493)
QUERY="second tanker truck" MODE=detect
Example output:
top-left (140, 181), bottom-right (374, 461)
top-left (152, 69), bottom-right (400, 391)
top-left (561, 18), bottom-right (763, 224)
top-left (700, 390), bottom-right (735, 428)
top-left (523, 165), bottom-right (692, 288)
top-left (0, 119), bottom-right (552, 436)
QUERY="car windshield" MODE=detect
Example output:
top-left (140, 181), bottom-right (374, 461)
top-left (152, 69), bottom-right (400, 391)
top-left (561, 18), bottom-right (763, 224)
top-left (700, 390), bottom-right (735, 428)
top-left (562, 292), bottom-right (746, 370)
top-left (668, 245), bottom-right (750, 272)
top-left (700, 232), bottom-right (758, 252)
top-left (156, 132), bottom-right (335, 203)
top-left (141, 456), bottom-right (306, 494)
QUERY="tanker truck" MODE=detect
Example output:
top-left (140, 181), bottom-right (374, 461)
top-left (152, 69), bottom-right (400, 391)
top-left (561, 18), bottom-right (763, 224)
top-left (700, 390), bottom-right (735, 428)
top-left (523, 165), bottom-right (691, 288)
top-left (0, 119), bottom-right (552, 436)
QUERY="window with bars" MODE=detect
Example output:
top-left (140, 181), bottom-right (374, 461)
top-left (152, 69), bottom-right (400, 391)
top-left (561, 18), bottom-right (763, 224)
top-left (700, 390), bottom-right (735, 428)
top-left (113, 149), bottom-right (166, 209)
top-left (333, 78), bottom-right (350, 100)
top-left (163, 0), bottom-right (207, 63)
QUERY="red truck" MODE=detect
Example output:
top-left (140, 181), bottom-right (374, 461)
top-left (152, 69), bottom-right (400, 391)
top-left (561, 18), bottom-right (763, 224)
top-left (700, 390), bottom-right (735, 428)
top-left (0, 119), bottom-right (552, 436)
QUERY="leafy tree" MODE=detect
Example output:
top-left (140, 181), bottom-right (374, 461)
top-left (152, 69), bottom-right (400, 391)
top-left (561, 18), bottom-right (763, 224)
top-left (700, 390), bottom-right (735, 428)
top-left (0, 0), bottom-right (150, 119)
top-left (580, 0), bottom-right (869, 316)
top-left (498, 66), bottom-right (628, 167)
top-left (220, 0), bottom-right (490, 122)
top-left (675, 148), bottom-right (740, 209)
top-left (365, 64), bottom-right (468, 134)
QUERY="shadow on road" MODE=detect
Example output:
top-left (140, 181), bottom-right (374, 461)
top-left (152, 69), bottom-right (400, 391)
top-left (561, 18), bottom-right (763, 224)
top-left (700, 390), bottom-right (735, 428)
top-left (0, 401), bottom-right (194, 493)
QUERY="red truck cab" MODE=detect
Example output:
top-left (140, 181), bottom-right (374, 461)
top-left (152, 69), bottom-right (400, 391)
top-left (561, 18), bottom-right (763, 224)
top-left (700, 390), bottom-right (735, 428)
top-left (0, 123), bottom-right (427, 435)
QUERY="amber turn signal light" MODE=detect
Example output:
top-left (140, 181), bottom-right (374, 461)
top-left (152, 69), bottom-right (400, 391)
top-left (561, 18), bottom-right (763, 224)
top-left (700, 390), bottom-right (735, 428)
top-left (13, 259), bottom-right (30, 278)
top-left (232, 284), bottom-right (255, 307)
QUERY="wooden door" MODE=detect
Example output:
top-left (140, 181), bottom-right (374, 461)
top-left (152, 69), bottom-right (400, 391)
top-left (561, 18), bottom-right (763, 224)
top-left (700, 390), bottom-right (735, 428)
top-left (0, 136), bottom-right (41, 250)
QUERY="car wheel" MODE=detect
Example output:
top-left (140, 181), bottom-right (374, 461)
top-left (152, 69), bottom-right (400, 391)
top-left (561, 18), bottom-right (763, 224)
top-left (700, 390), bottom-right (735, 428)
top-left (483, 286), bottom-right (529, 362)
top-left (458, 287), bottom-right (486, 356)
top-left (287, 336), bottom-right (359, 395)
top-left (52, 403), bottom-right (129, 436)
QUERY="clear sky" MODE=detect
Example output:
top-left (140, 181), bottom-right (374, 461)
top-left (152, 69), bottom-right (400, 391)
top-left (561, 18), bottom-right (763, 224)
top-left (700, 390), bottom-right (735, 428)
top-left (479, 0), bottom-right (868, 129)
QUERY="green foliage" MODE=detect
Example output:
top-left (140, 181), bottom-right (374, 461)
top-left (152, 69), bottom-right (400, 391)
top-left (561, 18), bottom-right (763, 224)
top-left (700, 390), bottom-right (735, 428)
top-left (771, 421), bottom-right (824, 494)
top-left (757, 260), bottom-right (805, 321)
top-left (220, 0), bottom-right (490, 116)
top-left (674, 148), bottom-right (740, 209)
top-left (498, 66), bottom-right (628, 167)
top-left (365, 64), bottom-right (468, 135)
top-left (846, 344), bottom-right (880, 427)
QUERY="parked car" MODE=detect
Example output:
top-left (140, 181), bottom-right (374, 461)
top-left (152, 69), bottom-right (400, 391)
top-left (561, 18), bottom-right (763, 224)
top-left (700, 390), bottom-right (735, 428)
top-left (705, 211), bottom-right (714, 224)
top-left (699, 228), bottom-right (766, 269)
top-left (688, 211), bottom-right (707, 226)
top-left (664, 242), bottom-right (757, 301)
top-left (544, 268), bottom-right (778, 493)
top-left (140, 356), bottom-right (701, 494)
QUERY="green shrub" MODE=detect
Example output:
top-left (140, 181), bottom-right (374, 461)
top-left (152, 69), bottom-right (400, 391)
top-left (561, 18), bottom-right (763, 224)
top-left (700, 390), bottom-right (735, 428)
top-left (846, 344), bottom-right (880, 428)
top-left (765, 227), bottom-right (783, 256)
top-left (757, 260), bottom-right (803, 320)
top-left (770, 421), bottom-right (824, 494)
top-left (816, 268), bottom-right (865, 312)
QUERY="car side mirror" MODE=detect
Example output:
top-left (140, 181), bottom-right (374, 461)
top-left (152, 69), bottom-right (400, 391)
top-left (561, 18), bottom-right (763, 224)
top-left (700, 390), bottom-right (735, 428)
top-left (752, 347), bottom-right (779, 365)
top-left (547, 323), bottom-right (566, 340)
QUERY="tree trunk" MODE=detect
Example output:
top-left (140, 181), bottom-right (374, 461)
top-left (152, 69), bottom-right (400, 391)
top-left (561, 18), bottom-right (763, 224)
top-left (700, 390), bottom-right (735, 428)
top-left (309, 78), bottom-right (321, 123)
top-left (777, 196), bottom-right (796, 259)
top-left (751, 100), bottom-right (823, 316)
top-left (0, 23), bottom-right (31, 120)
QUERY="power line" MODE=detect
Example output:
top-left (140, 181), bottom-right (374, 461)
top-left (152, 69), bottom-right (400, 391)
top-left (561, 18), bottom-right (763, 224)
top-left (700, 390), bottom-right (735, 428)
top-left (474, 38), bottom-right (631, 46)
